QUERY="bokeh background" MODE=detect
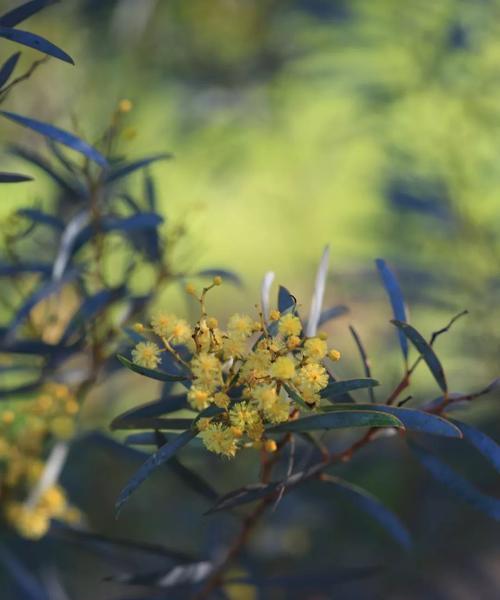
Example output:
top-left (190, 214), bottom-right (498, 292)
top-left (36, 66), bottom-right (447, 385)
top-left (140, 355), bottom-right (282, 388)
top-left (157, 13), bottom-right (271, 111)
top-left (1, 1), bottom-right (500, 598)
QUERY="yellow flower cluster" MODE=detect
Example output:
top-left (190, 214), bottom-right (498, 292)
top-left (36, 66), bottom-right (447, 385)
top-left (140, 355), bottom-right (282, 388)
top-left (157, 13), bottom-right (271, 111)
top-left (0, 383), bottom-right (82, 539)
top-left (130, 278), bottom-right (341, 458)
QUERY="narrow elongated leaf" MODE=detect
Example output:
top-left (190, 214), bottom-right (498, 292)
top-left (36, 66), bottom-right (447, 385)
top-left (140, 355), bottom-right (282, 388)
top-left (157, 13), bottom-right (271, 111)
top-left (450, 419), bottom-right (500, 473)
top-left (0, 545), bottom-right (47, 600)
top-left (0, 51), bottom-right (20, 87)
top-left (116, 429), bottom-right (197, 514)
top-left (106, 561), bottom-right (213, 588)
top-left (349, 325), bottom-right (375, 402)
top-left (117, 355), bottom-right (189, 383)
top-left (18, 208), bottom-right (64, 229)
top-left (0, 1), bottom-right (59, 27)
top-left (0, 27), bottom-right (73, 64)
top-left (392, 320), bottom-right (447, 392)
top-left (110, 395), bottom-right (188, 425)
top-left (321, 378), bottom-right (379, 400)
top-left (409, 442), bottom-right (500, 520)
top-left (111, 418), bottom-right (193, 431)
top-left (1, 112), bottom-right (107, 166)
top-left (317, 304), bottom-right (348, 326)
top-left (375, 258), bottom-right (408, 360)
top-left (268, 410), bottom-right (403, 434)
top-left (168, 456), bottom-right (218, 502)
top-left (321, 404), bottom-right (462, 438)
top-left (306, 245), bottom-right (330, 337)
top-left (196, 269), bottom-right (242, 287)
top-left (0, 171), bottom-right (32, 182)
top-left (322, 475), bottom-right (412, 549)
top-left (105, 153), bottom-right (172, 183)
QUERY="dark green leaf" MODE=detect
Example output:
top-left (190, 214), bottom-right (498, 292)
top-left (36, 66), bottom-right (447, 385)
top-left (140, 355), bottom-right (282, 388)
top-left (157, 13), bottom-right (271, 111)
top-left (117, 355), bottom-right (189, 383)
top-left (392, 320), bottom-right (447, 392)
top-left (116, 429), bottom-right (197, 514)
top-left (110, 395), bottom-right (188, 424)
top-left (317, 304), bottom-right (349, 326)
top-left (321, 378), bottom-right (379, 400)
top-left (0, 171), bottom-right (32, 182)
top-left (349, 325), bottom-right (375, 402)
top-left (0, 26), bottom-right (73, 64)
top-left (110, 418), bottom-right (193, 431)
top-left (0, 1), bottom-right (59, 27)
top-left (322, 475), bottom-right (412, 550)
top-left (375, 258), bottom-right (408, 360)
top-left (321, 404), bottom-right (461, 438)
top-left (409, 442), bottom-right (500, 520)
top-left (105, 153), bottom-right (172, 183)
top-left (1, 111), bottom-right (107, 166)
top-left (268, 410), bottom-right (403, 434)
top-left (0, 52), bottom-right (20, 87)
top-left (105, 561), bottom-right (213, 588)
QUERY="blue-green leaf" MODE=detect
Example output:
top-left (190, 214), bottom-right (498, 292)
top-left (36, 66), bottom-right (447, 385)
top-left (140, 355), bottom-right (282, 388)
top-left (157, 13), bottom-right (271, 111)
top-left (409, 442), bottom-right (500, 520)
top-left (450, 419), bottom-right (500, 473)
top-left (268, 410), bottom-right (403, 433)
top-left (322, 475), bottom-right (412, 550)
top-left (375, 258), bottom-right (408, 360)
top-left (0, 171), bottom-right (32, 183)
top-left (1, 111), bottom-right (107, 166)
top-left (115, 429), bottom-right (197, 514)
top-left (117, 355), bottom-right (189, 383)
top-left (392, 320), bottom-right (447, 393)
top-left (110, 417), bottom-right (193, 431)
top-left (105, 153), bottom-right (172, 183)
top-left (321, 404), bottom-right (461, 438)
top-left (0, 52), bottom-right (21, 87)
top-left (321, 378), bottom-right (379, 400)
top-left (0, 1), bottom-right (59, 27)
top-left (0, 26), bottom-right (73, 64)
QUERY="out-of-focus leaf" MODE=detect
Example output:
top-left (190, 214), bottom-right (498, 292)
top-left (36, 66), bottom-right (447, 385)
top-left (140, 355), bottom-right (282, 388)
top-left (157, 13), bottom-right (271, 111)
top-left (168, 456), bottom-right (218, 502)
top-left (0, 544), bottom-right (47, 600)
top-left (4, 270), bottom-right (77, 339)
top-left (450, 419), bottom-right (500, 473)
top-left (111, 418), bottom-right (193, 431)
top-left (349, 325), bottom-right (375, 402)
top-left (409, 441), bottom-right (500, 520)
top-left (306, 245), bottom-right (330, 337)
top-left (0, 380), bottom-right (42, 398)
top-left (116, 429), bottom-right (197, 514)
top-left (316, 304), bottom-right (349, 326)
top-left (144, 172), bottom-right (156, 210)
top-left (106, 561), bottom-right (213, 588)
top-left (0, 261), bottom-right (51, 276)
top-left (321, 378), bottom-right (379, 400)
top-left (0, 1), bottom-right (59, 27)
top-left (110, 395), bottom-right (189, 425)
top-left (196, 269), bottom-right (242, 287)
top-left (18, 208), bottom-right (64, 229)
top-left (226, 565), bottom-right (383, 589)
top-left (0, 171), bottom-right (32, 182)
top-left (102, 213), bottom-right (163, 233)
top-left (283, 383), bottom-right (313, 411)
top-left (1, 112), bottom-right (107, 166)
top-left (0, 27), bottom-right (73, 64)
top-left (392, 320), bottom-right (448, 393)
top-left (375, 258), bottom-right (408, 361)
top-left (322, 475), bottom-right (412, 549)
top-left (0, 51), bottom-right (20, 87)
top-left (105, 153), bottom-right (172, 183)
top-left (321, 404), bottom-right (462, 438)
top-left (9, 145), bottom-right (81, 194)
top-left (117, 355), bottom-right (189, 383)
top-left (268, 410), bottom-right (403, 434)
top-left (60, 286), bottom-right (126, 344)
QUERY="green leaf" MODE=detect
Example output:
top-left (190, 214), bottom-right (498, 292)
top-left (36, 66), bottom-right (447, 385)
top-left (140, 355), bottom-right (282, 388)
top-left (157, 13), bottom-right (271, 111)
top-left (392, 320), bottom-right (448, 393)
top-left (115, 429), bottom-right (197, 515)
top-left (268, 410), bottom-right (404, 434)
top-left (321, 404), bottom-right (461, 438)
top-left (117, 355), bottom-right (189, 383)
top-left (110, 417), bottom-right (193, 431)
top-left (321, 378), bottom-right (379, 401)
top-left (450, 419), bottom-right (500, 473)
top-left (0, 26), bottom-right (73, 64)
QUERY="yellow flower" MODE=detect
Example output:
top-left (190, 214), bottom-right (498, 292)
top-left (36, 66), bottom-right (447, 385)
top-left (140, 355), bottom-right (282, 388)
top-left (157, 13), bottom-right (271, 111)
top-left (328, 349), bottom-right (341, 362)
top-left (296, 363), bottom-right (328, 392)
top-left (170, 319), bottom-right (192, 344)
top-left (132, 322), bottom-right (144, 333)
top-left (229, 402), bottom-right (261, 434)
top-left (297, 387), bottom-right (321, 407)
top-left (132, 341), bottom-right (161, 369)
top-left (278, 314), bottom-right (302, 337)
top-left (200, 423), bottom-right (238, 458)
top-left (2, 410), bottom-right (15, 425)
top-left (207, 317), bottom-right (219, 329)
top-left (222, 335), bottom-right (247, 359)
top-left (191, 353), bottom-right (222, 390)
top-left (40, 485), bottom-right (67, 518)
top-left (6, 504), bottom-right (50, 540)
top-left (287, 335), bottom-right (302, 350)
top-left (239, 349), bottom-right (272, 383)
top-left (227, 313), bottom-right (254, 338)
top-left (118, 98), bottom-right (133, 113)
top-left (263, 395), bottom-right (290, 424)
top-left (270, 356), bottom-right (296, 380)
top-left (269, 309), bottom-right (280, 321)
top-left (188, 387), bottom-right (212, 411)
top-left (304, 337), bottom-right (328, 361)
top-left (197, 417), bottom-right (212, 432)
top-left (252, 384), bottom-right (278, 409)
top-left (213, 275), bottom-right (223, 286)
top-left (50, 416), bottom-right (75, 439)
top-left (264, 439), bottom-right (278, 453)
top-left (150, 313), bottom-right (176, 338)
top-left (213, 391), bottom-right (230, 409)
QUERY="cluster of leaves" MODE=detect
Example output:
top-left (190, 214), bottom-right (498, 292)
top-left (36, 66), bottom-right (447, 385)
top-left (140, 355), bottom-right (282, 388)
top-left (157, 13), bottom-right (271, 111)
top-left (109, 251), bottom-right (500, 599)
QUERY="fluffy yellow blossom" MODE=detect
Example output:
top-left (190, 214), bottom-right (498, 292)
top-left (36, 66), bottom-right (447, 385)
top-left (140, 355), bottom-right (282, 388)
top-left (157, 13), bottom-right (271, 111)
top-left (227, 313), bottom-right (254, 338)
top-left (304, 337), bottom-right (328, 361)
top-left (170, 319), bottom-right (192, 344)
top-left (296, 363), bottom-right (328, 392)
top-left (287, 335), bottom-right (302, 350)
top-left (197, 417), bottom-right (212, 431)
top-left (185, 283), bottom-right (196, 296)
top-left (328, 349), bottom-right (341, 362)
top-left (229, 402), bottom-right (262, 435)
top-left (278, 314), bottom-right (302, 337)
top-left (269, 309), bottom-right (280, 321)
top-left (262, 394), bottom-right (290, 424)
top-left (213, 391), bottom-right (230, 409)
top-left (213, 275), bottom-right (222, 286)
top-left (270, 356), bottom-right (296, 380)
top-left (6, 504), bottom-right (50, 539)
top-left (252, 384), bottom-right (278, 408)
top-left (207, 317), bottom-right (219, 329)
top-left (188, 387), bottom-right (211, 411)
top-left (222, 335), bottom-right (247, 359)
top-left (151, 313), bottom-right (176, 338)
top-left (50, 415), bottom-right (75, 439)
top-left (39, 485), bottom-right (67, 517)
top-left (264, 439), bottom-right (278, 453)
top-left (191, 352), bottom-right (222, 390)
top-left (132, 341), bottom-right (161, 369)
top-left (239, 348), bottom-right (272, 383)
top-left (297, 387), bottom-right (321, 407)
top-left (199, 423), bottom-right (238, 458)
top-left (132, 322), bottom-right (144, 333)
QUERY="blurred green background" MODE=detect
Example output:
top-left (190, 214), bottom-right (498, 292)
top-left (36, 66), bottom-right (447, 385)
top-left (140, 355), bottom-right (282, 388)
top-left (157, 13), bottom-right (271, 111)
top-left (1, 1), bottom-right (500, 598)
